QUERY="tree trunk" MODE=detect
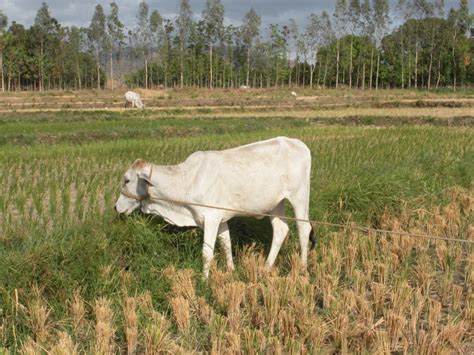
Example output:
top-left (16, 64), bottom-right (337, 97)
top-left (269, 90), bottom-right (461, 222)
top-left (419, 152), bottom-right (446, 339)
top-left (349, 37), bottom-right (353, 89)
top-left (336, 39), bottom-right (340, 88)
top-left (356, 51), bottom-right (361, 88)
top-left (96, 47), bottom-right (100, 90)
top-left (246, 47), bottom-right (250, 87)
top-left (180, 42), bottom-right (184, 88)
top-left (40, 37), bottom-right (44, 91)
top-left (296, 59), bottom-right (300, 86)
top-left (310, 65), bottom-right (315, 88)
top-left (302, 55), bottom-right (306, 87)
top-left (369, 47), bottom-right (374, 90)
top-left (76, 59), bottom-right (81, 90)
top-left (288, 50), bottom-right (292, 87)
top-left (317, 57), bottom-right (322, 87)
top-left (362, 62), bottom-right (366, 90)
top-left (427, 34), bottom-right (434, 90)
top-left (452, 33), bottom-right (457, 91)
top-left (375, 51), bottom-right (380, 90)
top-left (209, 43), bottom-right (213, 89)
top-left (274, 52), bottom-right (278, 88)
top-left (436, 56), bottom-right (441, 89)
top-left (0, 50), bottom-right (4, 92)
top-left (323, 54), bottom-right (329, 87)
top-left (408, 51), bottom-right (411, 88)
top-left (414, 46), bottom-right (418, 89)
top-left (145, 57), bottom-right (148, 90)
top-left (400, 25), bottom-right (404, 89)
top-left (222, 55), bottom-right (226, 89)
top-left (110, 51), bottom-right (114, 90)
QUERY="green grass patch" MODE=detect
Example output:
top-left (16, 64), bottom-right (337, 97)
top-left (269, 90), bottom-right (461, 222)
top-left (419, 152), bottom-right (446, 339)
top-left (0, 108), bottom-right (472, 350)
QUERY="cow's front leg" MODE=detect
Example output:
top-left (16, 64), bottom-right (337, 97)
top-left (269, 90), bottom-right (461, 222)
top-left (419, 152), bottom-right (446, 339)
top-left (218, 222), bottom-right (234, 271)
top-left (202, 218), bottom-right (220, 279)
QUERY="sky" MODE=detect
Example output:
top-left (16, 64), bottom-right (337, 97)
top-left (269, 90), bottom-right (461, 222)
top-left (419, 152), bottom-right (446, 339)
top-left (0, 0), bottom-right (465, 31)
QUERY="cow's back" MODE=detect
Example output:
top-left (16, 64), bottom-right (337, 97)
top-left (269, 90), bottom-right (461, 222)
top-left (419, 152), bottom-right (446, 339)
top-left (219, 136), bottom-right (310, 176)
top-left (125, 91), bottom-right (140, 101)
top-left (184, 137), bottom-right (311, 212)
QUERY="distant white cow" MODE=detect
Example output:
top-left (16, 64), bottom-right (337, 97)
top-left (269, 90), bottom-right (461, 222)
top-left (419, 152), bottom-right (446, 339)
top-left (240, 85), bottom-right (250, 89)
top-left (291, 91), bottom-right (298, 97)
top-left (124, 91), bottom-right (145, 109)
top-left (115, 137), bottom-right (314, 278)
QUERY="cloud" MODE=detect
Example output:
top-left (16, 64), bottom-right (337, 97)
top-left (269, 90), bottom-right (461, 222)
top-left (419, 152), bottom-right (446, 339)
top-left (0, 0), bottom-right (462, 31)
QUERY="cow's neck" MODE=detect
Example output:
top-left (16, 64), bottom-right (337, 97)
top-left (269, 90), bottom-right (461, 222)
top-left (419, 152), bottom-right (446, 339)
top-left (147, 163), bottom-right (185, 201)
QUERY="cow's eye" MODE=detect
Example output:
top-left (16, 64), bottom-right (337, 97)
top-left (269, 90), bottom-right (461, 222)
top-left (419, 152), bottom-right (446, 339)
top-left (124, 179), bottom-right (130, 185)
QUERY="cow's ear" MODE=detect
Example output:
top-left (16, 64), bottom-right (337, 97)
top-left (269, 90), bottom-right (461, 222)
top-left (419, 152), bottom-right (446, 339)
top-left (132, 159), bottom-right (146, 169)
top-left (137, 172), bottom-right (154, 186)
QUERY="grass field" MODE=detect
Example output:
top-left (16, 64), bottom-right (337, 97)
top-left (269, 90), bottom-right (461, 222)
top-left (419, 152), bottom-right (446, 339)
top-left (0, 88), bottom-right (473, 353)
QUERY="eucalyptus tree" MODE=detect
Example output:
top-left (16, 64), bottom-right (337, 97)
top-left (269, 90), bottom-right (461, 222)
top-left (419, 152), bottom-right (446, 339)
top-left (34, 2), bottom-right (54, 91)
top-left (202, 0), bottom-right (224, 88)
top-left (89, 4), bottom-right (107, 89)
top-left (448, 0), bottom-right (471, 90)
top-left (333, 0), bottom-right (349, 87)
top-left (373, 0), bottom-right (390, 89)
top-left (296, 28), bottom-right (309, 86)
top-left (188, 20), bottom-right (207, 87)
top-left (317, 12), bottom-right (334, 87)
top-left (66, 26), bottom-right (84, 89)
top-left (269, 24), bottom-right (287, 87)
top-left (396, 0), bottom-right (410, 87)
top-left (221, 24), bottom-right (237, 87)
top-left (107, 2), bottom-right (124, 90)
top-left (163, 19), bottom-right (174, 87)
top-left (398, 0), bottom-right (434, 88)
top-left (2, 22), bottom-right (27, 90)
top-left (361, 0), bottom-right (374, 88)
top-left (305, 13), bottom-right (325, 88)
top-left (53, 21), bottom-right (67, 89)
top-left (427, 1), bottom-right (445, 89)
top-left (286, 19), bottom-right (299, 87)
top-left (241, 8), bottom-right (261, 87)
top-left (177, 0), bottom-right (192, 87)
top-left (348, 0), bottom-right (361, 88)
top-left (150, 9), bottom-right (163, 86)
top-left (0, 10), bottom-right (7, 92)
top-left (134, 1), bottom-right (152, 89)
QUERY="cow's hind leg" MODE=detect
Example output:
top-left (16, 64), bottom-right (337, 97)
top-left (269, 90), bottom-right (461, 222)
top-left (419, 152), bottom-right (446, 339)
top-left (289, 192), bottom-right (312, 268)
top-left (202, 218), bottom-right (220, 279)
top-left (265, 201), bottom-right (289, 269)
top-left (218, 222), bottom-right (234, 271)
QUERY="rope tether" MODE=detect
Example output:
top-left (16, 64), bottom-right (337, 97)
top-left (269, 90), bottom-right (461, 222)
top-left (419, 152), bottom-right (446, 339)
top-left (119, 189), bottom-right (474, 245)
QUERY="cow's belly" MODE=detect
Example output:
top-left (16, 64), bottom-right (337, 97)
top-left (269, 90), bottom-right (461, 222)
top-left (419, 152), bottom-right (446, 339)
top-left (211, 176), bottom-right (288, 218)
top-left (142, 201), bottom-right (198, 227)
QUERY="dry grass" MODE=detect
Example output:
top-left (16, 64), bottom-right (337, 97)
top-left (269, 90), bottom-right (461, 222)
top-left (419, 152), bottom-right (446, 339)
top-left (5, 187), bottom-right (472, 353)
top-left (0, 88), bottom-right (472, 119)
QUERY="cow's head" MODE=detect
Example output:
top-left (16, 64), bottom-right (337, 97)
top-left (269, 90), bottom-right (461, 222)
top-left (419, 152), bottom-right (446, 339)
top-left (115, 159), bottom-right (154, 215)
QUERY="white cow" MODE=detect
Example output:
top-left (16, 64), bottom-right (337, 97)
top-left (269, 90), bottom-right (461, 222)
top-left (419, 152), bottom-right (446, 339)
top-left (115, 137), bottom-right (314, 278)
top-left (124, 91), bottom-right (145, 109)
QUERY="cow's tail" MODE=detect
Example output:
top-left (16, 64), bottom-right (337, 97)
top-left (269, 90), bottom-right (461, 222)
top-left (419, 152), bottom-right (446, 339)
top-left (309, 225), bottom-right (316, 249)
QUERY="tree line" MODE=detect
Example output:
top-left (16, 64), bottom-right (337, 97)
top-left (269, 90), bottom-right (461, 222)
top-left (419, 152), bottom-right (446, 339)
top-left (0, 0), bottom-right (473, 92)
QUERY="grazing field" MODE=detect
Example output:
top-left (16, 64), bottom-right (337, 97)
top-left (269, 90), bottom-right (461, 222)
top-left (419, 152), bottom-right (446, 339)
top-left (0, 89), bottom-right (473, 353)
